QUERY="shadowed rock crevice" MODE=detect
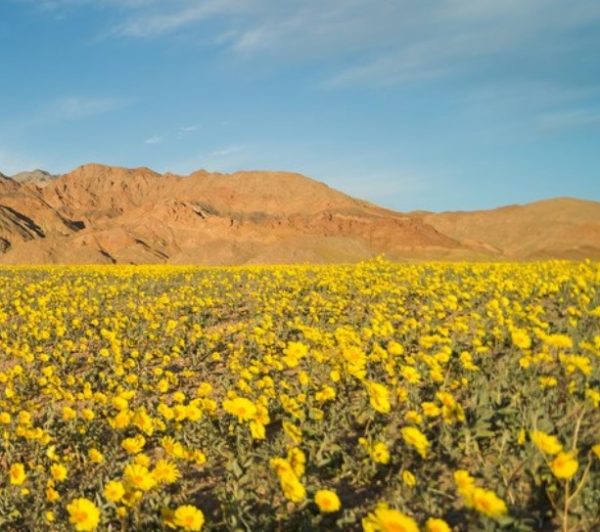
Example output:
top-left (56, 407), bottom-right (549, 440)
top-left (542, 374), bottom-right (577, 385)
top-left (133, 239), bottom-right (169, 260)
top-left (0, 205), bottom-right (46, 238)
top-left (0, 238), bottom-right (10, 253)
top-left (98, 249), bottom-right (117, 264)
top-left (62, 218), bottom-right (86, 231)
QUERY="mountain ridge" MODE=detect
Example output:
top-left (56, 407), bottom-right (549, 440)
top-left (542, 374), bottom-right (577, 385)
top-left (0, 164), bottom-right (598, 264)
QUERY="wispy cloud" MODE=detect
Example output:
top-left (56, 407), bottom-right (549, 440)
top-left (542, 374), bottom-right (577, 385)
top-left (209, 145), bottom-right (244, 157)
top-left (537, 108), bottom-right (600, 133)
top-left (110, 0), bottom-right (244, 38)
top-left (176, 124), bottom-right (202, 138)
top-left (144, 135), bottom-right (164, 145)
top-left (16, 0), bottom-right (600, 89)
top-left (178, 124), bottom-right (201, 133)
top-left (0, 95), bottom-right (128, 138)
top-left (323, 1), bottom-right (600, 88)
top-left (50, 96), bottom-right (124, 120)
top-left (143, 124), bottom-right (202, 144)
top-left (452, 82), bottom-right (600, 140)
top-left (323, 35), bottom-right (479, 88)
top-left (164, 144), bottom-right (248, 174)
top-left (464, 82), bottom-right (600, 110)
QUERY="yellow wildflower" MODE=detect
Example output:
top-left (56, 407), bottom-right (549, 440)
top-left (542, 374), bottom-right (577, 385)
top-left (366, 381), bottom-right (391, 414)
top-left (123, 463), bottom-right (157, 491)
top-left (425, 518), bottom-right (452, 532)
top-left (550, 452), bottom-right (579, 479)
top-left (314, 489), bottom-right (341, 513)
top-left (66, 498), bottom-right (100, 531)
top-left (362, 506), bottom-right (419, 532)
top-left (223, 397), bottom-right (257, 421)
top-left (50, 464), bottom-right (68, 482)
top-left (401, 426), bottom-right (430, 458)
top-left (153, 459), bottom-right (181, 484)
top-left (104, 480), bottom-right (125, 503)
top-left (530, 430), bottom-right (563, 455)
top-left (173, 505), bottom-right (205, 531)
top-left (9, 463), bottom-right (26, 485)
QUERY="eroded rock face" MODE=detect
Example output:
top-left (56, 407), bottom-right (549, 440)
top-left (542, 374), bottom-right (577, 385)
top-left (0, 163), bottom-right (598, 264)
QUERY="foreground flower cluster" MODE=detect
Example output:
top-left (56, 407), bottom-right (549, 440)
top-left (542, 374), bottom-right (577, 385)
top-left (0, 260), bottom-right (598, 530)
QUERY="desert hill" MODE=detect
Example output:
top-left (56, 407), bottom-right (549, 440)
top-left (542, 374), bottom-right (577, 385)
top-left (421, 198), bottom-right (600, 260)
top-left (10, 169), bottom-right (57, 186)
top-left (0, 164), bottom-right (598, 264)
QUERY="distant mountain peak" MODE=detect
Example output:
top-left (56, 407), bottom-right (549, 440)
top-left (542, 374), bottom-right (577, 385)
top-left (10, 169), bottom-right (58, 186)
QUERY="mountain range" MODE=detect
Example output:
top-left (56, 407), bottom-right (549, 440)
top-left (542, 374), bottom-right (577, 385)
top-left (0, 164), bottom-right (598, 264)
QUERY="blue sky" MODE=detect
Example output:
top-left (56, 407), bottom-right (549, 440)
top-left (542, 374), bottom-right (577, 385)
top-left (1, 0), bottom-right (599, 211)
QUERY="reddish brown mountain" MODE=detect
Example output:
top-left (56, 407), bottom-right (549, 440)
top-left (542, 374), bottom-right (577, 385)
top-left (0, 164), bottom-right (598, 264)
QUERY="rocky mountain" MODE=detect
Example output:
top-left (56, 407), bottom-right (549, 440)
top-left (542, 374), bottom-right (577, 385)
top-left (10, 169), bottom-right (58, 186)
top-left (0, 163), bottom-right (598, 264)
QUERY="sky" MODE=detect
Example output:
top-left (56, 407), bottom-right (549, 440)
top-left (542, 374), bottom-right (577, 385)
top-left (0, 0), bottom-right (599, 211)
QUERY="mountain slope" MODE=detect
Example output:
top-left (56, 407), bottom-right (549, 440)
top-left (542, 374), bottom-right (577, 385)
top-left (0, 164), bottom-right (598, 264)
top-left (422, 198), bottom-right (600, 259)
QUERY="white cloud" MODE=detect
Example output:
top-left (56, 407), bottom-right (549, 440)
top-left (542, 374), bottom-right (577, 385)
top-left (51, 96), bottom-right (124, 120)
top-left (176, 124), bottom-right (202, 137)
top-left (164, 144), bottom-right (248, 174)
top-left (537, 108), bottom-right (600, 132)
top-left (144, 125), bottom-right (201, 144)
top-left (450, 82), bottom-right (600, 140)
top-left (209, 145), bottom-right (244, 157)
top-left (111, 0), bottom-right (245, 38)
top-left (179, 124), bottom-right (201, 133)
top-left (16, 0), bottom-right (600, 89)
top-left (323, 35), bottom-right (481, 88)
top-left (0, 95), bottom-right (127, 139)
top-left (21, 0), bottom-right (160, 10)
top-left (464, 82), bottom-right (599, 110)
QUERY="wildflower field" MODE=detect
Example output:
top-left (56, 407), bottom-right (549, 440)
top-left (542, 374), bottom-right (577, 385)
top-left (0, 260), bottom-right (598, 531)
